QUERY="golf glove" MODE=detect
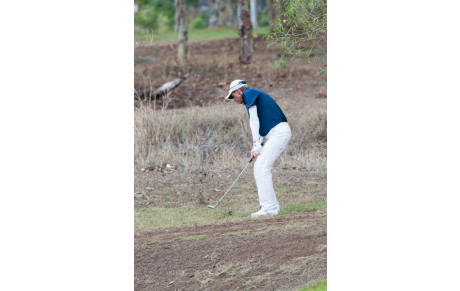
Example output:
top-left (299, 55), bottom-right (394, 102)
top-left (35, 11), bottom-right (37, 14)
top-left (253, 141), bottom-right (263, 154)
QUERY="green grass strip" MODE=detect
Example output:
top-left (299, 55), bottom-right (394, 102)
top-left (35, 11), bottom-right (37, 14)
top-left (299, 280), bottom-right (327, 291)
top-left (135, 201), bottom-right (326, 232)
top-left (135, 26), bottom-right (270, 42)
top-left (134, 205), bottom-right (252, 231)
top-left (179, 234), bottom-right (206, 241)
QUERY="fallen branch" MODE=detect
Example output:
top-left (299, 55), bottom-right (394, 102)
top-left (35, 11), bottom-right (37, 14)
top-left (135, 74), bottom-right (189, 100)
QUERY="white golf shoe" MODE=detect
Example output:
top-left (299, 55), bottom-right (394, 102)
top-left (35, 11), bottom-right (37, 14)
top-left (251, 208), bottom-right (279, 218)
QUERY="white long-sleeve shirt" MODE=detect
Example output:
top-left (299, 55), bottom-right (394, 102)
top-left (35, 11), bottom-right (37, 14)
top-left (249, 105), bottom-right (263, 154)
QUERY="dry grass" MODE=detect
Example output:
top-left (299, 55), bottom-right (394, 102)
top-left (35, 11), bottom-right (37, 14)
top-left (134, 38), bottom-right (326, 172)
top-left (134, 97), bottom-right (326, 172)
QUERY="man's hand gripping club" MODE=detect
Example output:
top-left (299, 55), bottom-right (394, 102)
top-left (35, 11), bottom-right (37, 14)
top-left (251, 141), bottom-right (263, 161)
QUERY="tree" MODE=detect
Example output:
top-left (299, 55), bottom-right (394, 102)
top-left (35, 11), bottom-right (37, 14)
top-left (174, 0), bottom-right (179, 32)
top-left (265, 0), bottom-right (282, 31)
top-left (238, 0), bottom-right (253, 64)
top-left (209, 0), bottom-right (233, 27)
top-left (135, 0), bottom-right (176, 31)
top-left (250, 0), bottom-right (258, 28)
top-left (265, 0), bottom-right (327, 67)
top-left (176, 0), bottom-right (188, 71)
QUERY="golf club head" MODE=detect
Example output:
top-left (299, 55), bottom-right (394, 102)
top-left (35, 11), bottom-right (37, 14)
top-left (207, 205), bottom-right (216, 209)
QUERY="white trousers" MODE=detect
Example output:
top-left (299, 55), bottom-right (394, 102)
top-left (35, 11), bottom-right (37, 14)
top-left (254, 122), bottom-right (291, 211)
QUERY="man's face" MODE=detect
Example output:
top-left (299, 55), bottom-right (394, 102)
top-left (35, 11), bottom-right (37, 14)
top-left (232, 89), bottom-right (244, 104)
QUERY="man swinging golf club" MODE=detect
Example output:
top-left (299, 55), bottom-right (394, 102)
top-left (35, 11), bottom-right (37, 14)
top-left (226, 80), bottom-right (291, 218)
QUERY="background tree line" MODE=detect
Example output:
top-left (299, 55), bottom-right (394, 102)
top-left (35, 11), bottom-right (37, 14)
top-left (134, 0), bottom-right (274, 32)
top-left (135, 0), bottom-right (326, 68)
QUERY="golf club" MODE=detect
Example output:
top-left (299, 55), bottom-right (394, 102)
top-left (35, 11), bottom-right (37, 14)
top-left (208, 157), bottom-right (253, 209)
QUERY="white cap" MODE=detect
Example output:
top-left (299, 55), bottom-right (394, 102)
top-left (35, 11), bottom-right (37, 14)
top-left (225, 80), bottom-right (247, 99)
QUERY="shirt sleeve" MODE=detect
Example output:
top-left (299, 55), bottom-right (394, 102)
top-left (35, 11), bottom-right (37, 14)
top-left (248, 105), bottom-right (264, 143)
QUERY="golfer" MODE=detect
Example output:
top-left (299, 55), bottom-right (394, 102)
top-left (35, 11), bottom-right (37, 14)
top-left (226, 80), bottom-right (291, 217)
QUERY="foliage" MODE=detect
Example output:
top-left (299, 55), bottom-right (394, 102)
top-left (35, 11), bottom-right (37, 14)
top-left (264, 0), bottom-right (327, 67)
top-left (259, 10), bottom-right (269, 27)
top-left (189, 14), bottom-right (209, 30)
top-left (134, 0), bottom-right (271, 33)
top-left (134, 0), bottom-right (176, 31)
top-left (135, 7), bottom-right (159, 30)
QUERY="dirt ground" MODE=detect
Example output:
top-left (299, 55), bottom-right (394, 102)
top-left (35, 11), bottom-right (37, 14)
top-left (135, 169), bottom-right (327, 290)
top-left (134, 36), bottom-right (327, 290)
top-left (135, 211), bottom-right (326, 290)
top-left (134, 36), bottom-right (326, 109)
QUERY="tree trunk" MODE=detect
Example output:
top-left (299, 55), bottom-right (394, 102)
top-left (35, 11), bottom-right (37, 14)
top-left (209, 0), bottom-right (232, 27)
top-left (208, 0), bottom-right (220, 27)
top-left (238, 0), bottom-right (253, 64)
top-left (250, 0), bottom-right (258, 28)
top-left (174, 0), bottom-right (179, 32)
top-left (176, 0), bottom-right (188, 71)
top-left (135, 74), bottom-right (189, 101)
top-left (221, 0), bottom-right (233, 26)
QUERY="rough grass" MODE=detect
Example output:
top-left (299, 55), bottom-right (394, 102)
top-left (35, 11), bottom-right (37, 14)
top-left (134, 101), bottom-right (249, 170)
top-left (134, 205), bottom-right (252, 231)
top-left (134, 100), bottom-right (326, 172)
top-left (134, 201), bottom-right (326, 232)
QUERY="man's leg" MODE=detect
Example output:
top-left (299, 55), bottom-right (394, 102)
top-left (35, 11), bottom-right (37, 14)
top-left (253, 123), bottom-right (291, 213)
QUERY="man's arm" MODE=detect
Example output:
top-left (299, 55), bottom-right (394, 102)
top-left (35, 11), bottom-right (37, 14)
top-left (249, 105), bottom-right (263, 155)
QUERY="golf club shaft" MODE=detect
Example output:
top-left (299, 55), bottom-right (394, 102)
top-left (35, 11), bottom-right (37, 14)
top-left (213, 157), bottom-right (253, 208)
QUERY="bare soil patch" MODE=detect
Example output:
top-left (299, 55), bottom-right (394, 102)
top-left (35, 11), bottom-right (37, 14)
top-left (135, 211), bottom-right (326, 290)
top-left (134, 167), bottom-right (326, 290)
